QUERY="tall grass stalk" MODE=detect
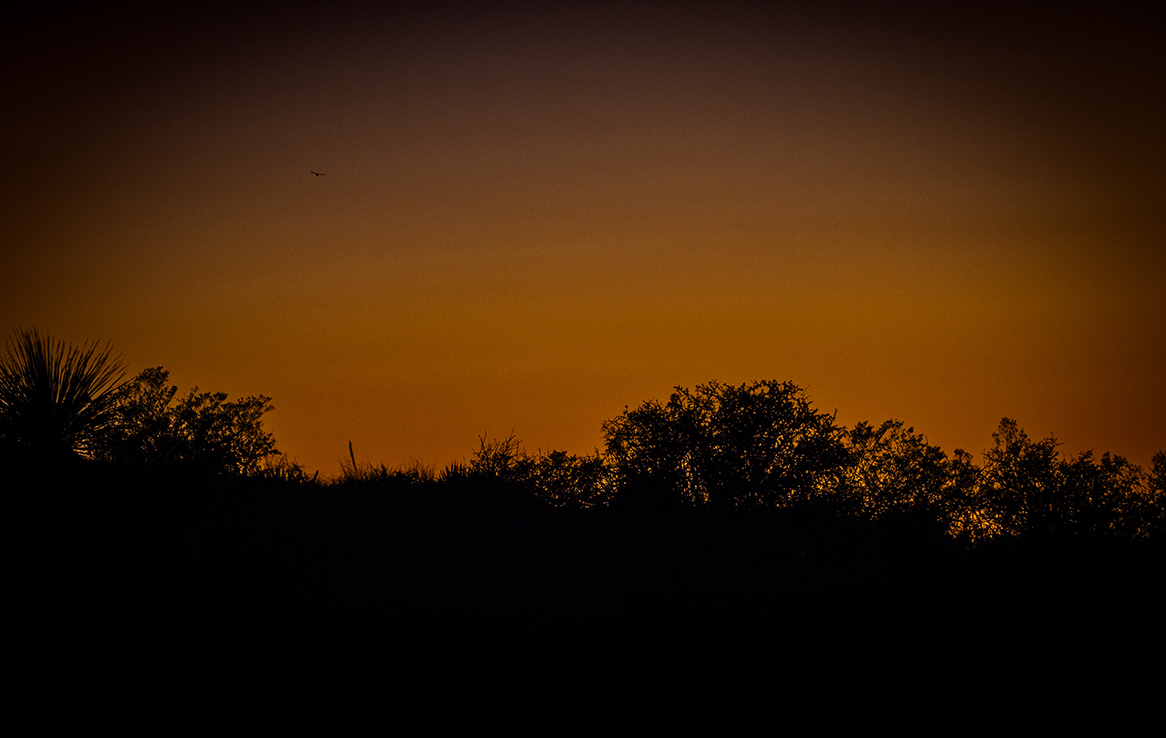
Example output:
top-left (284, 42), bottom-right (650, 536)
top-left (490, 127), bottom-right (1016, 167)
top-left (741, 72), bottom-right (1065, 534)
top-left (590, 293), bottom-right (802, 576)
top-left (337, 440), bottom-right (435, 484)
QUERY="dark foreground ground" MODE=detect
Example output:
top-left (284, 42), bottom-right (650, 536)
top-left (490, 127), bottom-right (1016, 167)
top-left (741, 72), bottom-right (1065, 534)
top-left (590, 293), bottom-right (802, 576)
top-left (13, 462), bottom-right (1164, 726)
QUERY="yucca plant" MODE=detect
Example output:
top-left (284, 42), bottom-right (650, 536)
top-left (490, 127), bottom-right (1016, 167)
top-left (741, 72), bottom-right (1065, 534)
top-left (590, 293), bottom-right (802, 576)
top-left (0, 326), bottom-right (127, 459)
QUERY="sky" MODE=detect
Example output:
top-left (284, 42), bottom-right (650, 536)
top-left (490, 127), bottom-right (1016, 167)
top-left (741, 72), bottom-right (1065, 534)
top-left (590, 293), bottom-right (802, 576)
top-left (4, 1), bottom-right (1163, 474)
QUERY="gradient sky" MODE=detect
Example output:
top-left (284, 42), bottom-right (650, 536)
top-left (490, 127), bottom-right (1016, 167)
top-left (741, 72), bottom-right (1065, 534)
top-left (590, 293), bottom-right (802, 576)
top-left (5, 2), bottom-right (1163, 474)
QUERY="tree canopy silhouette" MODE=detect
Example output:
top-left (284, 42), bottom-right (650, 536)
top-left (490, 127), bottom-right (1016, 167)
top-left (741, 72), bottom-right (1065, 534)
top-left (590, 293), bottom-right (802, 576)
top-left (598, 383), bottom-right (1163, 540)
top-left (602, 379), bottom-right (849, 510)
top-left (8, 325), bottom-right (1160, 543)
top-left (92, 367), bottom-right (278, 475)
top-left (842, 419), bottom-right (950, 522)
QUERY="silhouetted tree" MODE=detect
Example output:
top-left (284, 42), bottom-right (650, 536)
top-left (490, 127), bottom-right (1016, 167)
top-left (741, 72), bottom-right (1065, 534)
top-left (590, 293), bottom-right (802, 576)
top-left (1057, 450), bottom-right (1144, 538)
top-left (602, 380), bottom-right (849, 509)
top-left (1097, 450), bottom-right (1166, 540)
top-left (843, 420), bottom-right (949, 521)
top-left (92, 367), bottom-right (277, 475)
top-left (976, 418), bottom-right (1061, 537)
top-left (945, 448), bottom-right (988, 543)
top-left (601, 394), bottom-right (702, 509)
top-left (90, 366), bottom-right (176, 467)
top-left (1144, 451), bottom-right (1166, 537)
top-left (0, 326), bottom-right (127, 461)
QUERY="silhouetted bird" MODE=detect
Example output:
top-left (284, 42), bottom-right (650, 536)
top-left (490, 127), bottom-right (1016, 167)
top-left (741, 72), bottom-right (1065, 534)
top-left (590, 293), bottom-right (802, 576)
top-left (310, 171), bottom-right (325, 176)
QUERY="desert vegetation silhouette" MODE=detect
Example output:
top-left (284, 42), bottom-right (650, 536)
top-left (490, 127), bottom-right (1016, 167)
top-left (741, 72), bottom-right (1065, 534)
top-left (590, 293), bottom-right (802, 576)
top-left (321, 377), bottom-right (1164, 543)
top-left (91, 366), bottom-right (278, 476)
top-left (2, 327), bottom-right (278, 476)
top-left (6, 327), bottom-right (1162, 539)
top-left (0, 326), bottom-right (126, 461)
top-left (9, 327), bottom-right (1164, 718)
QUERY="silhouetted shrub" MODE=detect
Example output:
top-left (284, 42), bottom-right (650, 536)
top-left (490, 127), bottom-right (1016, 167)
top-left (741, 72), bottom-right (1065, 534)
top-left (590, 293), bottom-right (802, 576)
top-left (0, 326), bottom-right (127, 461)
top-left (466, 433), bottom-right (536, 483)
top-left (92, 366), bottom-right (277, 475)
top-left (260, 453), bottom-right (319, 485)
top-left (602, 380), bottom-right (850, 510)
top-left (531, 449), bottom-right (613, 509)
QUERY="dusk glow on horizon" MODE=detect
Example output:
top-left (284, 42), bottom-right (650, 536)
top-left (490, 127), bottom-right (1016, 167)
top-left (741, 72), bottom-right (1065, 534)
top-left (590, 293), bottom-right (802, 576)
top-left (5, 2), bottom-right (1163, 475)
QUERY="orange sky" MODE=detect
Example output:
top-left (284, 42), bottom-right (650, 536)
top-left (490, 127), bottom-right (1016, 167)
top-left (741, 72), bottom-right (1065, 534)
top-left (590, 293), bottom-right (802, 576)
top-left (4, 2), bottom-right (1163, 474)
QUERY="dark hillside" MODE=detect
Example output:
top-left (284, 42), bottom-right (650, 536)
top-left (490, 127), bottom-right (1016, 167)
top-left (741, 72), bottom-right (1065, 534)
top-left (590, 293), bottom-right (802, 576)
top-left (12, 459), bottom-right (1163, 723)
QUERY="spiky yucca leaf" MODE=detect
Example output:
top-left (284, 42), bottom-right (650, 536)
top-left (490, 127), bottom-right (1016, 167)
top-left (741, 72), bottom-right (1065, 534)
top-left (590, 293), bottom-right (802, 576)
top-left (0, 327), bottom-right (127, 458)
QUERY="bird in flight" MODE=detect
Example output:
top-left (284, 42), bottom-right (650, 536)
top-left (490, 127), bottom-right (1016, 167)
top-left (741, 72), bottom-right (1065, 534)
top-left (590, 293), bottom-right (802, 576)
top-left (310, 170), bottom-right (325, 176)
